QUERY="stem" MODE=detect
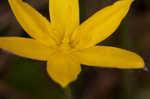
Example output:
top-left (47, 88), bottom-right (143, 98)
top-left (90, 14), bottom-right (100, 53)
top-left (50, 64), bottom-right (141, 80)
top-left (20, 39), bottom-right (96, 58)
top-left (122, 71), bottom-right (130, 99)
top-left (120, 15), bottom-right (130, 99)
top-left (120, 16), bottom-right (129, 49)
top-left (64, 86), bottom-right (73, 99)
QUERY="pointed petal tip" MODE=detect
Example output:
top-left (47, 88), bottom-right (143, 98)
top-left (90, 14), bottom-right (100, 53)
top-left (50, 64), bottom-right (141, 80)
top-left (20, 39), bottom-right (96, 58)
top-left (117, 0), bottom-right (134, 6)
top-left (59, 81), bottom-right (70, 88)
top-left (120, 0), bottom-right (134, 2)
top-left (126, 55), bottom-right (145, 69)
top-left (137, 56), bottom-right (145, 68)
top-left (52, 75), bottom-right (79, 88)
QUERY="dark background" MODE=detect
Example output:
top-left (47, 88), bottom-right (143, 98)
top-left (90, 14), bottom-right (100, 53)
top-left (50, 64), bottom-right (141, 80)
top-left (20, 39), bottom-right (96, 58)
top-left (0, 0), bottom-right (150, 99)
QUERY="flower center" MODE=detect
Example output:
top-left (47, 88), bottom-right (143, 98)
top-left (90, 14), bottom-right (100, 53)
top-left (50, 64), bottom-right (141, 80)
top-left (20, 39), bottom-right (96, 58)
top-left (59, 33), bottom-right (72, 52)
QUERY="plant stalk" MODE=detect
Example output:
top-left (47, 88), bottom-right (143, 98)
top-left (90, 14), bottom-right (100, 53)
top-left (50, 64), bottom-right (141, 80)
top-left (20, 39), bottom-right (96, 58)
top-left (64, 86), bottom-right (73, 99)
top-left (120, 15), bottom-right (130, 99)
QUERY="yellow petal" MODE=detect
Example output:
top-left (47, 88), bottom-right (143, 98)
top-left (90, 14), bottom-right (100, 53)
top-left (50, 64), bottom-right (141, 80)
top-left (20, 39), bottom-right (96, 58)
top-left (71, 0), bottom-right (133, 49)
top-left (75, 46), bottom-right (144, 69)
top-left (8, 0), bottom-right (59, 47)
top-left (0, 37), bottom-right (53, 61)
top-left (47, 51), bottom-right (81, 87)
top-left (49, 0), bottom-right (79, 34)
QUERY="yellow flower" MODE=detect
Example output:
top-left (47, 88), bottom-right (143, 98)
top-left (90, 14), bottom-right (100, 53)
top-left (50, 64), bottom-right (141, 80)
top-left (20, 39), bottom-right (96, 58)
top-left (0, 0), bottom-right (144, 87)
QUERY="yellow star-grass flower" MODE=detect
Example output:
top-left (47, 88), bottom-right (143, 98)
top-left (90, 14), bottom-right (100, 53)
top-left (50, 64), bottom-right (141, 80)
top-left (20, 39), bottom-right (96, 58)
top-left (0, 0), bottom-right (144, 87)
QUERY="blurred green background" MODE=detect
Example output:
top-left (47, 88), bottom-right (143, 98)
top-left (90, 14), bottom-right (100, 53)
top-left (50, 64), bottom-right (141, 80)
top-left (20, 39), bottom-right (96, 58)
top-left (0, 0), bottom-right (150, 99)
